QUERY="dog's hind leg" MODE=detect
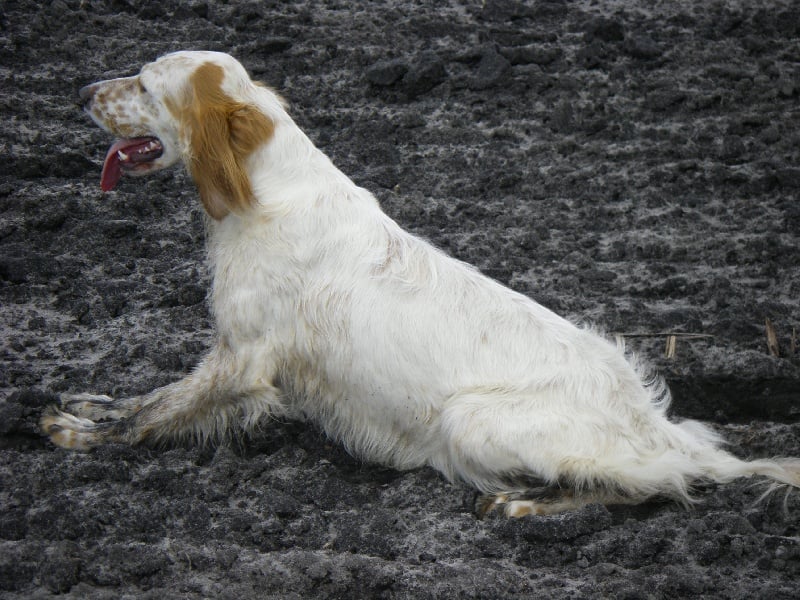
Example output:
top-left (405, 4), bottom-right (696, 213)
top-left (440, 387), bottom-right (702, 514)
top-left (40, 345), bottom-right (283, 450)
top-left (444, 386), bottom-right (800, 517)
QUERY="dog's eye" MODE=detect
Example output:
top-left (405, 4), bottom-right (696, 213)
top-left (138, 79), bottom-right (148, 94)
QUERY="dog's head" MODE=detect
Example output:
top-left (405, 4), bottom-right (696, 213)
top-left (80, 51), bottom-right (276, 219)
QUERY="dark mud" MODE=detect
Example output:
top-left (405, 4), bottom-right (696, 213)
top-left (2, 0), bottom-right (800, 597)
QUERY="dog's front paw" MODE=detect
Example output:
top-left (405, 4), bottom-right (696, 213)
top-left (59, 392), bottom-right (145, 420)
top-left (59, 393), bottom-right (128, 420)
top-left (40, 406), bottom-right (102, 451)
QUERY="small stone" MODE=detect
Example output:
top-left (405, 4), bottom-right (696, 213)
top-left (779, 78), bottom-right (795, 97)
top-left (366, 59), bottom-right (408, 87)
top-left (585, 17), bottom-right (625, 42)
top-left (401, 52), bottom-right (446, 98)
top-left (256, 36), bottom-right (293, 55)
top-left (469, 47), bottom-right (511, 90)
top-left (625, 34), bottom-right (661, 59)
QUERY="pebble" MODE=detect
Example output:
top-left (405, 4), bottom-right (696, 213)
top-left (469, 47), bottom-right (511, 90)
top-left (366, 59), bottom-right (409, 86)
top-left (624, 34), bottom-right (662, 59)
top-left (400, 51), bottom-right (447, 98)
top-left (585, 17), bottom-right (625, 42)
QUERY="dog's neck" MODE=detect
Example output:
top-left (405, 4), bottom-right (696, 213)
top-left (242, 116), bottom-right (360, 218)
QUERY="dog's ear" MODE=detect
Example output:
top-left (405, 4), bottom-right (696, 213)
top-left (184, 63), bottom-right (274, 220)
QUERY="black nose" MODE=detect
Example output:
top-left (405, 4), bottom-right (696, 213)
top-left (78, 84), bottom-right (95, 110)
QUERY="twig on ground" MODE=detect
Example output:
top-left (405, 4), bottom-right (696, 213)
top-left (765, 318), bottom-right (780, 358)
top-left (613, 332), bottom-right (714, 360)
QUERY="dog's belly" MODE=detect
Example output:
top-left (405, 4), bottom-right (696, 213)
top-left (278, 350), bottom-right (447, 470)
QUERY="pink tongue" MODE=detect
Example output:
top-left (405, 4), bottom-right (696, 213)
top-left (100, 138), bottom-right (157, 192)
top-left (101, 140), bottom-right (125, 192)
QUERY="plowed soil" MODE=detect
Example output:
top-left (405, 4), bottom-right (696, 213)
top-left (1, 1), bottom-right (799, 597)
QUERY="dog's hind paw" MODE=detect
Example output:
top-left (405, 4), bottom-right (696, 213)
top-left (475, 488), bottom-right (591, 518)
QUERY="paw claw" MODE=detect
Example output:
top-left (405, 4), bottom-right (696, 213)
top-left (44, 421), bottom-right (63, 434)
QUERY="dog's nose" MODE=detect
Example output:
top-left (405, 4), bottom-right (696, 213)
top-left (78, 84), bottom-right (96, 110)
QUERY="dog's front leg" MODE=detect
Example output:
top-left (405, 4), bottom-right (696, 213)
top-left (40, 345), bottom-right (282, 450)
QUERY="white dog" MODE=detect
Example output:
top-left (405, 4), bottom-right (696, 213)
top-left (41, 51), bottom-right (800, 516)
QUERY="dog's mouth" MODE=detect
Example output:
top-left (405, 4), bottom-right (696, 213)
top-left (101, 137), bottom-right (164, 192)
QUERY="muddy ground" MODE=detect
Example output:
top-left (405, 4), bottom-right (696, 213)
top-left (2, 0), bottom-right (800, 597)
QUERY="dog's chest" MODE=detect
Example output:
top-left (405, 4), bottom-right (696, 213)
top-left (206, 220), bottom-right (303, 344)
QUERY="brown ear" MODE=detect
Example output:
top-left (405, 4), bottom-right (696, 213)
top-left (184, 63), bottom-right (274, 220)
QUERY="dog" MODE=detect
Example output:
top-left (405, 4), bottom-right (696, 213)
top-left (41, 51), bottom-right (800, 517)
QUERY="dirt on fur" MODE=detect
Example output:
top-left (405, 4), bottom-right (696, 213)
top-left (1, 1), bottom-right (799, 598)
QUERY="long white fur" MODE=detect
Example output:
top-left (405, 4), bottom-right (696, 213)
top-left (43, 51), bottom-right (800, 511)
